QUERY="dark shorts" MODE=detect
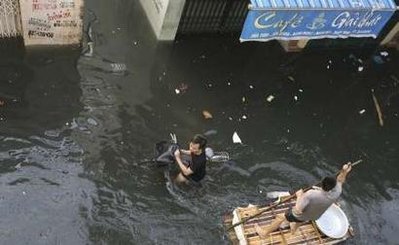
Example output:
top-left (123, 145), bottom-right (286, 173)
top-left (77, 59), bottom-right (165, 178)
top-left (285, 209), bottom-right (304, 223)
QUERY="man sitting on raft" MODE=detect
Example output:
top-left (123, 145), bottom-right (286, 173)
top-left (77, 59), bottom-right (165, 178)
top-left (173, 134), bottom-right (208, 184)
top-left (255, 163), bottom-right (352, 237)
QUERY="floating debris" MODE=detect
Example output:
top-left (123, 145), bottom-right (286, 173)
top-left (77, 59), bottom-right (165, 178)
top-left (242, 115), bottom-right (247, 120)
top-left (175, 89), bottom-right (181, 94)
top-left (294, 95), bottom-right (298, 101)
top-left (380, 51), bottom-right (389, 57)
top-left (249, 85), bottom-right (254, 89)
top-left (359, 109), bottom-right (366, 114)
top-left (349, 53), bottom-right (357, 60)
top-left (358, 66), bottom-right (364, 72)
top-left (110, 63), bottom-right (127, 73)
top-left (228, 117), bottom-right (233, 121)
top-left (202, 110), bottom-right (213, 119)
top-left (266, 95), bottom-right (275, 102)
top-left (204, 129), bottom-right (217, 136)
top-left (15, 162), bottom-right (22, 170)
top-left (242, 96), bottom-right (246, 103)
top-left (299, 89), bottom-right (304, 93)
top-left (232, 132), bottom-right (242, 144)
top-left (288, 76), bottom-right (295, 82)
top-left (177, 83), bottom-right (189, 93)
top-left (371, 90), bottom-right (384, 126)
top-left (227, 82), bottom-right (231, 86)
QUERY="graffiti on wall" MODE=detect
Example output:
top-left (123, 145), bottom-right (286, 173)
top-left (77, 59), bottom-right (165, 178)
top-left (21, 0), bottom-right (83, 45)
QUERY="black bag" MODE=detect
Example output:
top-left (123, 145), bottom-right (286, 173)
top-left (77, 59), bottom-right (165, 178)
top-left (154, 141), bottom-right (179, 166)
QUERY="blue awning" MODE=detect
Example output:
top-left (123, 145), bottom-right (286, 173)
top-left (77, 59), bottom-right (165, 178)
top-left (240, 0), bottom-right (397, 41)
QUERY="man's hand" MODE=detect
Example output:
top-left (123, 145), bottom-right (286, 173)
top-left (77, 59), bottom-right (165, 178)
top-left (337, 162), bottom-right (352, 183)
top-left (342, 163), bottom-right (352, 174)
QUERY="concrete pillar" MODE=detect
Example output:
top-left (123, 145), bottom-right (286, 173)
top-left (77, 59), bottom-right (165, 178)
top-left (19, 0), bottom-right (84, 46)
top-left (139, 0), bottom-right (186, 41)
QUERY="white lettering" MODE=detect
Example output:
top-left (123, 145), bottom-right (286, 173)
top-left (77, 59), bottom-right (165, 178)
top-left (332, 11), bottom-right (382, 29)
top-left (254, 12), bottom-right (303, 33)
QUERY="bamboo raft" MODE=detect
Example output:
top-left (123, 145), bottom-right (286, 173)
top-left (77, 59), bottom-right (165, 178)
top-left (223, 197), bottom-right (354, 245)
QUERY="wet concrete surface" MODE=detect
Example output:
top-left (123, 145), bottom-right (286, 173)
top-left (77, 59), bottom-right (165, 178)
top-left (1, 0), bottom-right (399, 244)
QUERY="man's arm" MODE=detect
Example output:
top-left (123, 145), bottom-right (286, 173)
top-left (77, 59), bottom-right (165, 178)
top-left (174, 150), bottom-right (193, 176)
top-left (293, 189), bottom-right (309, 215)
top-left (179, 149), bottom-right (191, 155)
top-left (337, 163), bottom-right (352, 184)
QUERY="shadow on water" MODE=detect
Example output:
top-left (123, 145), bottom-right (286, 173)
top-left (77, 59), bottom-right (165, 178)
top-left (0, 45), bottom-right (82, 136)
top-left (0, 40), bottom-right (96, 244)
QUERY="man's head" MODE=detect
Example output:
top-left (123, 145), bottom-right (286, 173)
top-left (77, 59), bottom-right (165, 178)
top-left (189, 134), bottom-right (207, 155)
top-left (321, 176), bottom-right (337, 191)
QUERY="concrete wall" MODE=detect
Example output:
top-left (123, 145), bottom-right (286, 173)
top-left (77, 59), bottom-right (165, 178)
top-left (139, 0), bottom-right (185, 40)
top-left (19, 0), bottom-right (83, 46)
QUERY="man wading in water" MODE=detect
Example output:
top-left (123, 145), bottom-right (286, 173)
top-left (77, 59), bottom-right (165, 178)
top-left (173, 134), bottom-right (207, 184)
top-left (255, 163), bottom-right (352, 237)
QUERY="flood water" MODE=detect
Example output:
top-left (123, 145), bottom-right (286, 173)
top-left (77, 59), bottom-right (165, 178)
top-left (1, 0), bottom-right (399, 244)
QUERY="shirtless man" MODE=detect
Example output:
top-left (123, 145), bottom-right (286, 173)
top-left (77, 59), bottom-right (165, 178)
top-left (256, 163), bottom-right (352, 237)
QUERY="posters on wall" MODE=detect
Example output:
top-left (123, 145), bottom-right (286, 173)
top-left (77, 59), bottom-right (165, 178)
top-left (19, 0), bottom-right (83, 46)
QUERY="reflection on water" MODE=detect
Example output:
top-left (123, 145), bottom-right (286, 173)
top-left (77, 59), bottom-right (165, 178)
top-left (1, 0), bottom-right (399, 244)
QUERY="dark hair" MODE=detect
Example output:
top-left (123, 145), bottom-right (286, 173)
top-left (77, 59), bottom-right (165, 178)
top-left (191, 134), bottom-right (207, 150)
top-left (321, 176), bottom-right (337, 191)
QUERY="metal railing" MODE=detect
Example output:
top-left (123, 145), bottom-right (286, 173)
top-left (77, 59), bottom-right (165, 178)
top-left (0, 0), bottom-right (22, 38)
top-left (178, 0), bottom-right (249, 35)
